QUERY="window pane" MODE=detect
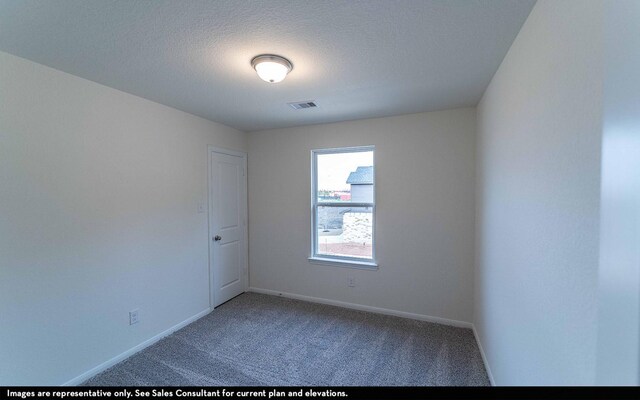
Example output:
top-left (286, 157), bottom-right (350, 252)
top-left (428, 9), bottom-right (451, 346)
top-left (317, 151), bottom-right (374, 203)
top-left (317, 205), bottom-right (373, 259)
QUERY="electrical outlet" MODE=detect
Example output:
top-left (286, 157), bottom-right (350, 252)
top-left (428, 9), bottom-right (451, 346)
top-left (348, 277), bottom-right (356, 287)
top-left (129, 309), bottom-right (140, 325)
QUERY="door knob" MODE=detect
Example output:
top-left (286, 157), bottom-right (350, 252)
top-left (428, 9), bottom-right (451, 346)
top-left (214, 235), bottom-right (222, 241)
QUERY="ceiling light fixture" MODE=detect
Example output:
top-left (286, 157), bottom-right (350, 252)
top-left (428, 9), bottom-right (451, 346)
top-left (251, 54), bottom-right (293, 83)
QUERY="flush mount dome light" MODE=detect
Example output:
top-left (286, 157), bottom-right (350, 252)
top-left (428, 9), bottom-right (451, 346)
top-left (251, 54), bottom-right (293, 83)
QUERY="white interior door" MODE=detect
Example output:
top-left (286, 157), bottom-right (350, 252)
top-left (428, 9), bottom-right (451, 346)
top-left (209, 148), bottom-right (247, 308)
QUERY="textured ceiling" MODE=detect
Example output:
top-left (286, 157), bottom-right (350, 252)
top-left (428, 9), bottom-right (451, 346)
top-left (0, 0), bottom-right (535, 132)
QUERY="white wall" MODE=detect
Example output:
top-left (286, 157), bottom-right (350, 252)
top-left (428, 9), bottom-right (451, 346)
top-left (475, 0), bottom-right (603, 385)
top-left (0, 51), bottom-right (247, 385)
top-left (248, 109), bottom-right (476, 323)
top-left (596, 0), bottom-right (640, 385)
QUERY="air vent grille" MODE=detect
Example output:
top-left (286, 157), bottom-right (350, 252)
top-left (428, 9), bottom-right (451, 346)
top-left (288, 101), bottom-right (317, 110)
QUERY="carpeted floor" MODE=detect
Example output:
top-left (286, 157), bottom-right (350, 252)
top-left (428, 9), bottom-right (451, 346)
top-left (82, 293), bottom-right (489, 386)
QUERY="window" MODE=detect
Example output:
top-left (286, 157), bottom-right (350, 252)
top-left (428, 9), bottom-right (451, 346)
top-left (310, 146), bottom-right (376, 268)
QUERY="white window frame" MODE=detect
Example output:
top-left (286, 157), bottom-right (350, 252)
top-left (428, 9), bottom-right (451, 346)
top-left (309, 145), bottom-right (377, 269)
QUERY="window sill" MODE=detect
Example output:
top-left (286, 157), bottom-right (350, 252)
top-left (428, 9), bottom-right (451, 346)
top-left (308, 256), bottom-right (378, 270)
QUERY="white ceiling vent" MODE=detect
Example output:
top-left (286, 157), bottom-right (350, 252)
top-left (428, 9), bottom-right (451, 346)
top-left (288, 101), bottom-right (318, 110)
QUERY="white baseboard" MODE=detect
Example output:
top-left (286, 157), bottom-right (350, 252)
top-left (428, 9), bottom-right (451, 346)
top-left (472, 325), bottom-right (495, 386)
top-left (248, 287), bottom-right (473, 329)
top-left (62, 308), bottom-right (212, 386)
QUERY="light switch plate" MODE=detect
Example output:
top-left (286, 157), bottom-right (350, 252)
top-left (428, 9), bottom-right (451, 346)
top-left (197, 202), bottom-right (205, 213)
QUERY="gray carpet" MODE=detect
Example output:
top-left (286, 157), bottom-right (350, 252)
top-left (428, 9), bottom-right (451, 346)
top-left (82, 293), bottom-right (489, 386)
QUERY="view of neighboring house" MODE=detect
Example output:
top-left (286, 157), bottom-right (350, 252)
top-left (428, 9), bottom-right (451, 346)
top-left (318, 165), bottom-right (374, 231)
top-left (346, 166), bottom-right (373, 202)
top-left (318, 165), bottom-right (374, 259)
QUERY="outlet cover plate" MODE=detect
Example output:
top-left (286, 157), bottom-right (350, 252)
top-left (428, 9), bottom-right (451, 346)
top-left (129, 309), bottom-right (140, 325)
